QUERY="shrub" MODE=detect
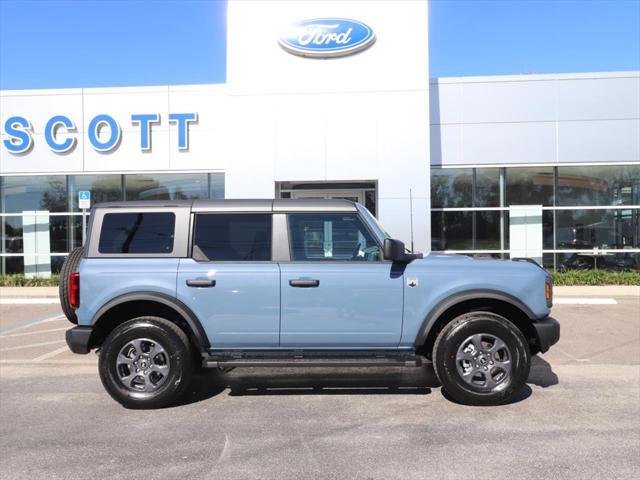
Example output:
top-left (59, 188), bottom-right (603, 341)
top-left (0, 275), bottom-right (60, 287)
top-left (551, 270), bottom-right (640, 286)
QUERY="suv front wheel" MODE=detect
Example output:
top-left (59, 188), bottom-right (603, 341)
top-left (432, 311), bottom-right (531, 406)
top-left (99, 317), bottom-right (193, 409)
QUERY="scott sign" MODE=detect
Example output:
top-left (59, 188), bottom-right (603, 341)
top-left (279, 18), bottom-right (375, 58)
top-left (2, 113), bottom-right (197, 154)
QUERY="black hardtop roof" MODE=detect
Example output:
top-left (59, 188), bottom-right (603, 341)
top-left (92, 198), bottom-right (359, 212)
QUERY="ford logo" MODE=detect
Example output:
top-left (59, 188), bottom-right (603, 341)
top-left (279, 18), bottom-right (376, 58)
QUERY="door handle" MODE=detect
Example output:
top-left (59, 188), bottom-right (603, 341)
top-left (186, 279), bottom-right (216, 288)
top-left (289, 279), bottom-right (320, 288)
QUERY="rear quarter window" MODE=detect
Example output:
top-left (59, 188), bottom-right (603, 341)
top-left (98, 212), bottom-right (175, 254)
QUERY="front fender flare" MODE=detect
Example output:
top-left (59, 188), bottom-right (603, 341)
top-left (413, 289), bottom-right (537, 347)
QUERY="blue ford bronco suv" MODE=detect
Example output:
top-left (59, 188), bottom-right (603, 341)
top-left (62, 199), bottom-right (559, 408)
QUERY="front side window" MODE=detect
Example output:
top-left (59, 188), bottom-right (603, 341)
top-left (288, 213), bottom-right (381, 261)
top-left (193, 214), bottom-right (272, 261)
top-left (98, 212), bottom-right (175, 254)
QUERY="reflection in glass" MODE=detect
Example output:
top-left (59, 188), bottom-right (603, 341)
top-left (2, 215), bottom-right (71, 254)
top-left (475, 168), bottom-right (500, 207)
top-left (431, 168), bottom-right (472, 208)
top-left (556, 252), bottom-right (640, 271)
top-left (209, 173), bottom-right (225, 199)
top-left (556, 209), bottom-right (639, 250)
top-left (69, 175), bottom-right (122, 209)
top-left (475, 211), bottom-right (501, 250)
top-left (1, 176), bottom-right (68, 213)
top-left (506, 167), bottom-right (554, 206)
top-left (556, 165), bottom-right (640, 206)
top-left (125, 173), bottom-right (209, 201)
top-left (3, 217), bottom-right (23, 253)
top-left (431, 212), bottom-right (472, 250)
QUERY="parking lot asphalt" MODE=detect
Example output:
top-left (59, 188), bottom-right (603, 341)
top-left (1, 296), bottom-right (639, 480)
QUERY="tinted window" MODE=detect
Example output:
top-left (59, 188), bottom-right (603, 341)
top-left (556, 165), bottom-right (640, 206)
top-left (1, 175), bottom-right (68, 213)
top-left (475, 168), bottom-right (500, 207)
top-left (125, 173), bottom-right (209, 201)
top-left (194, 214), bottom-right (271, 261)
top-left (431, 168), bottom-right (473, 208)
top-left (506, 167), bottom-right (554, 206)
top-left (98, 213), bottom-right (175, 254)
top-left (288, 213), bottom-right (381, 261)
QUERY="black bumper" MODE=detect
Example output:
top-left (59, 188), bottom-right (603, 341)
top-left (532, 316), bottom-right (560, 353)
top-left (65, 326), bottom-right (93, 354)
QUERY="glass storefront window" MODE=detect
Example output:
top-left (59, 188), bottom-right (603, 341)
top-left (209, 172), bottom-right (225, 199)
top-left (431, 211), bottom-right (473, 250)
top-left (474, 168), bottom-right (500, 207)
top-left (556, 251), bottom-right (640, 271)
top-left (1, 176), bottom-right (68, 213)
top-left (504, 210), bottom-right (556, 250)
top-left (506, 167), bottom-right (554, 206)
top-left (2, 215), bottom-right (73, 254)
top-left (475, 211), bottom-right (501, 250)
top-left (1, 172), bottom-right (225, 275)
top-left (3, 217), bottom-right (22, 253)
top-left (1, 255), bottom-right (67, 276)
top-left (556, 208), bottom-right (639, 250)
top-left (431, 168), bottom-right (473, 208)
top-left (556, 165), bottom-right (640, 207)
top-left (69, 175), bottom-right (123, 210)
top-left (125, 173), bottom-right (209, 201)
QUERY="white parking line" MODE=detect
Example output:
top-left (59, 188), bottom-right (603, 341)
top-left (32, 346), bottom-right (70, 362)
top-left (0, 327), bottom-right (68, 339)
top-left (554, 298), bottom-right (618, 305)
top-left (0, 340), bottom-right (65, 352)
top-left (0, 314), bottom-right (65, 335)
top-left (0, 298), bottom-right (60, 305)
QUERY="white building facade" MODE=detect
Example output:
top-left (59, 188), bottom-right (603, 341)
top-left (1, 0), bottom-right (639, 276)
top-left (430, 71), bottom-right (640, 270)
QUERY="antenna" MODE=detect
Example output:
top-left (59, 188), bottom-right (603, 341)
top-left (409, 188), bottom-right (415, 253)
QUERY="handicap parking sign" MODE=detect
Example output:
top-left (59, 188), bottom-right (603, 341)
top-left (78, 191), bottom-right (91, 209)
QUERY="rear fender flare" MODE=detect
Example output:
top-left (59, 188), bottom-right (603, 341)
top-left (91, 291), bottom-right (210, 351)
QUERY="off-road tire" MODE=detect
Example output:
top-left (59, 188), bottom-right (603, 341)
top-left (59, 246), bottom-right (84, 324)
top-left (99, 316), bottom-right (193, 409)
top-left (432, 311), bottom-right (531, 406)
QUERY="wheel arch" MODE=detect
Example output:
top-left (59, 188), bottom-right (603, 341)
top-left (88, 292), bottom-right (210, 354)
top-left (415, 290), bottom-right (539, 357)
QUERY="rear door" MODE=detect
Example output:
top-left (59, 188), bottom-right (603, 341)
top-left (176, 212), bottom-right (280, 348)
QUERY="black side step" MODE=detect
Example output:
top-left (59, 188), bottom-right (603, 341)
top-left (202, 350), bottom-right (426, 369)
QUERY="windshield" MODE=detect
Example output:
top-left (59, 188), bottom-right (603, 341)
top-left (356, 203), bottom-right (390, 243)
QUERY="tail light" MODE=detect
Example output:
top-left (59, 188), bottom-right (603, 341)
top-left (69, 272), bottom-right (80, 309)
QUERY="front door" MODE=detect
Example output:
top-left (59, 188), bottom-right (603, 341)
top-left (176, 212), bottom-right (280, 348)
top-left (279, 212), bottom-right (403, 348)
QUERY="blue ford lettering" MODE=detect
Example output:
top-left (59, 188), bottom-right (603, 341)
top-left (279, 18), bottom-right (376, 57)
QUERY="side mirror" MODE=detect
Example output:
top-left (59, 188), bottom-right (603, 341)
top-left (383, 238), bottom-right (422, 263)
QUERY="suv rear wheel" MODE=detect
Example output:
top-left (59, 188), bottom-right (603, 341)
top-left (98, 316), bottom-right (193, 409)
top-left (432, 311), bottom-right (530, 406)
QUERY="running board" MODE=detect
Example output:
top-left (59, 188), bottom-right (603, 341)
top-left (202, 350), bottom-right (426, 369)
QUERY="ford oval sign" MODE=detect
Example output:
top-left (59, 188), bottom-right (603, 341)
top-left (279, 18), bottom-right (376, 58)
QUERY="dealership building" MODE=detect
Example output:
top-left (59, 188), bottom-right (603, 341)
top-left (1, 1), bottom-right (639, 276)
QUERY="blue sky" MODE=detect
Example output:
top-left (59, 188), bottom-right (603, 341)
top-left (0, 0), bottom-right (638, 90)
